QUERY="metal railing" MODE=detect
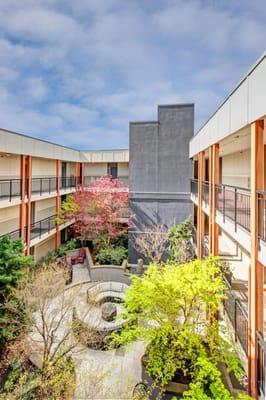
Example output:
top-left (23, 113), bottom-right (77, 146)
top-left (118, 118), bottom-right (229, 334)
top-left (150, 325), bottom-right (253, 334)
top-left (258, 191), bottom-right (266, 242)
top-left (0, 179), bottom-right (21, 201)
top-left (190, 179), bottom-right (198, 197)
top-left (202, 181), bottom-right (209, 205)
top-left (257, 331), bottom-right (266, 399)
top-left (0, 228), bottom-right (24, 241)
top-left (60, 176), bottom-right (77, 190)
top-left (83, 175), bottom-right (129, 185)
top-left (31, 177), bottom-right (57, 195)
top-left (216, 184), bottom-right (251, 232)
top-left (223, 279), bottom-right (248, 355)
top-left (29, 214), bottom-right (56, 240)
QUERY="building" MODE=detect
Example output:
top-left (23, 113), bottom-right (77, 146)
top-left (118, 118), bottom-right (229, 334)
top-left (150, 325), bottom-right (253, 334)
top-left (128, 104), bottom-right (194, 262)
top-left (0, 128), bottom-right (129, 261)
top-left (190, 53), bottom-right (266, 399)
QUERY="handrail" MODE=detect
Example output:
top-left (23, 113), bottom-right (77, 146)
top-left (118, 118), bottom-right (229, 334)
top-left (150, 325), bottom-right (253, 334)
top-left (29, 214), bottom-right (57, 240)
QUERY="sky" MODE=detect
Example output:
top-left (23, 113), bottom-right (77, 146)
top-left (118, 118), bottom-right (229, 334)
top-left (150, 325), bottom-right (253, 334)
top-left (0, 0), bottom-right (265, 150)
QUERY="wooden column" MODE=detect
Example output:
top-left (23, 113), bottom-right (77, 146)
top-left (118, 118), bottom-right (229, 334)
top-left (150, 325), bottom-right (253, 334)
top-left (55, 160), bottom-right (60, 251)
top-left (248, 119), bottom-right (264, 398)
top-left (209, 147), bottom-right (213, 253)
top-left (25, 156), bottom-right (32, 256)
top-left (211, 144), bottom-right (219, 255)
top-left (80, 162), bottom-right (84, 185)
top-left (20, 155), bottom-right (26, 240)
top-left (197, 151), bottom-right (205, 259)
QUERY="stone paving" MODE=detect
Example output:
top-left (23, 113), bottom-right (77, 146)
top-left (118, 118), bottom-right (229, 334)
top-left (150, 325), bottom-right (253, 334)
top-left (29, 262), bottom-right (145, 399)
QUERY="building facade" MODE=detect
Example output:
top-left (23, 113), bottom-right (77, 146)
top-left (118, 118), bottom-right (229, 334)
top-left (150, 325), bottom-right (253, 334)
top-left (190, 53), bottom-right (266, 399)
top-left (128, 104), bottom-right (194, 262)
top-left (0, 130), bottom-right (129, 261)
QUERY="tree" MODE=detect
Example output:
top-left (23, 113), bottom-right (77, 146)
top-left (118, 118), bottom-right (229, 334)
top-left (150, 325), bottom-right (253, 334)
top-left (1, 265), bottom-right (108, 399)
top-left (133, 224), bottom-right (169, 264)
top-left (168, 218), bottom-right (195, 264)
top-left (111, 257), bottom-right (249, 399)
top-left (58, 176), bottom-right (133, 248)
top-left (0, 235), bottom-right (34, 344)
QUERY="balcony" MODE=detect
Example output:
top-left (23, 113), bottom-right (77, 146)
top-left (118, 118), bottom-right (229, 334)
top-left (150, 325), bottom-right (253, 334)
top-left (84, 175), bottom-right (129, 185)
top-left (0, 176), bottom-right (77, 203)
top-left (223, 278), bottom-right (248, 356)
top-left (29, 214), bottom-right (56, 241)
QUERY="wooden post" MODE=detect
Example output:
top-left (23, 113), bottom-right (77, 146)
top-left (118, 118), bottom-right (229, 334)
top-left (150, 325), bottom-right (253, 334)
top-left (211, 144), bottom-right (219, 255)
top-left (248, 119), bottom-right (264, 398)
top-left (209, 147), bottom-right (213, 253)
top-left (80, 162), bottom-right (84, 185)
top-left (20, 155), bottom-right (26, 240)
top-left (26, 156), bottom-right (32, 255)
top-left (55, 160), bottom-right (60, 251)
top-left (197, 151), bottom-right (205, 259)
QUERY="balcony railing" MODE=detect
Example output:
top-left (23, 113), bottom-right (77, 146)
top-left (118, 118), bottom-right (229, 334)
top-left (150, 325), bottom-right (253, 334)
top-left (0, 179), bottom-right (21, 201)
top-left (28, 214), bottom-right (57, 241)
top-left (202, 181), bottom-right (209, 205)
top-left (84, 175), bottom-right (129, 185)
top-left (190, 179), bottom-right (198, 197)
top-left (257, 331), bottom-right (266, 399)
top-left (223, 279), bottom-right (248, 355)
top-left (216, 184), bottom-right (251, 232)
top-left (258, 191), bottom-right (266, 242)
top-left (60, 176), bottom-right (77, 190)
top-left (31, 177), bottom-right (57, 195)
top-left (0, 228), bottom-right (25, 241)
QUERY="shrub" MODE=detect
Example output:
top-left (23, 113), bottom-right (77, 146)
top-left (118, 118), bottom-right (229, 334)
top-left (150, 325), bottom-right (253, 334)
top-left (96, 246), bottom-right (127, 265)
top-left (168, 218), bottom-right (194, 264)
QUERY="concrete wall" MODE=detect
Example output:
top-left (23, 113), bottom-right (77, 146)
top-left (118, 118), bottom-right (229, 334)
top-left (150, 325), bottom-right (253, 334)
top-left (81, 149), bottom-right (129, 163)
top-left (32, 157), bottom-right (56, 177)
top-left (35, 197), bottom-right (56, 221)
top-left (34, 235), bottom-right (56, 261)
top-left (221, 150), bottom-right (251, 188)
top-left (84, 162), bottom-right (107, 177)
top-left (0, 205), bottom-right (19, 234)
top-left (129, 104), bottom-right (194, 263)
top-left (0, 154), bottom-right (20, 178)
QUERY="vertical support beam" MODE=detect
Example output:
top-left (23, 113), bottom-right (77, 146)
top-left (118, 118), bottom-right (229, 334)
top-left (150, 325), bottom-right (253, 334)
top-left (248, 119), bottom-right (264, 398)
top-left (211, 144), bottom-right (219, 255)
top-left (55, 159), bottom-right (60, 251)
top-left (75, 162), bottom-right (80, 186)
top-left (26, 156), bottom-right (32, 256)
top-left (197, 151), bottom-right (205, 259)
top-left (20, 155), bottom-right (26, 240)
top-left (209, 147), bottom-right (213, 253)
top-left (80, 162), bottom-right (84, 185)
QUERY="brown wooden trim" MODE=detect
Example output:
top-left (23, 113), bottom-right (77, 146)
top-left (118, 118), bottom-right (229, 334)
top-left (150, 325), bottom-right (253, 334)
top-left (209, 147), bottom-right (213, 253)
top-left (248, 119), bottom-right (264, 398)
top-left (212, 143), bottom-right (219, 255)
top-left (26, 156), bottom-right (32, 255)
top-left (197, 151), bottom-right (205, 259)
top-left (20, 155), bottom-right (26, 240)
top-left (55, 159), bottom-right (60, 251)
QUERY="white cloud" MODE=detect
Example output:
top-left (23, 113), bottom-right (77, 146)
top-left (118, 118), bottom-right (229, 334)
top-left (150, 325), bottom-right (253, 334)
top-left (0, 0), bottom-right (264, 149)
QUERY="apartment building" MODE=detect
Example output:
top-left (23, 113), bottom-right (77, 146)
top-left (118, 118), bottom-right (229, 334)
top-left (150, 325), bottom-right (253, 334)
top-left (190, 53), bottom-right (266, 399)
top-left (0, 129), bottom-right (129, 261)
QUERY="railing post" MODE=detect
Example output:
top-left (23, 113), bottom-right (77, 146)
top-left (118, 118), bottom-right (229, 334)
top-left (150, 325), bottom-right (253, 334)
top-left (9, 179), bottom-right (12, 202)
top-left (49, 177), bottom-right (51, 194)
top-left (234, 187), bottom-right (237, 232)
top-left (40, 178), bottom-right (42, 196)
top-left (48, 216), bottom-right (50, 233)
top-left (222, 185), bottom-right (225, 223)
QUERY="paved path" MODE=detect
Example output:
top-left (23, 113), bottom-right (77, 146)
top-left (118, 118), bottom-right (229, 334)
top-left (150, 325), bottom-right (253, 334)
top-left (72, 262), bottom-right (91, 283)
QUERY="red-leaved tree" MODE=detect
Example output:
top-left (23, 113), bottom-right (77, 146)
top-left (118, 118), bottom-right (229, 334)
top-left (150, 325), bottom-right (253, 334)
top-left (58, 176), bottom-right (133, 247)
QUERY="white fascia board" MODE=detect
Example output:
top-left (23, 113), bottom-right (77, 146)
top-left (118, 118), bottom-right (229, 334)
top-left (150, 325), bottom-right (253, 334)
top-left (190, 53), bottom-right (266, 158)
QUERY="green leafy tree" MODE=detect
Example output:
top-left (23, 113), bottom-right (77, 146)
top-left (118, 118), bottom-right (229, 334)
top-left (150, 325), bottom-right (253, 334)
top-left (0, 235), bottom-right (34, 344)
top-left (168, 217), bottom-right (194, 264)
top-left (111, 257), bottom-right (250, 399)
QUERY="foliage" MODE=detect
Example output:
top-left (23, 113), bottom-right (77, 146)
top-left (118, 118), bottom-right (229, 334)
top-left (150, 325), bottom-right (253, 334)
top-left (168, 217), bottom-right (194, 264)
top-left (56, 238), bottom-right (78, 257)
top-left (0, 235), bottom-right (34, 298)
top-left (0, 235), bottom-right (34, 344)
top-left (111, 257), bottom-right (247, 398)
top-left (133, 224), bottom-right (169, 264)
top-left (0, 356), bottom-right (75, 400)
top-left (95, 245), bottom-right (128, 265)
top-left (58, 176), bottom-right (133, 247)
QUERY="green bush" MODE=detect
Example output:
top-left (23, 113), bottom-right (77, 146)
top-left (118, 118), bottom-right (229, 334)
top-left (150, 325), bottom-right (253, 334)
top-left (96, 246), bottom-right (127, 265)
top-left (168, 218), bottom-right (194, 264)
top-left (56, 238), bottom-right (78, 257)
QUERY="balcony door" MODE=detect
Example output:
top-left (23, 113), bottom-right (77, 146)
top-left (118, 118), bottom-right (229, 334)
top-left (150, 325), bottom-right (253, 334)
top-left (108, 163), bottom-right (118, 179)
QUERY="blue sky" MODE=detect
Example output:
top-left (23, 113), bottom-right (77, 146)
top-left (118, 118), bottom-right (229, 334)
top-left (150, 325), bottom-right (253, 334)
top-left (0, 0), bottom-right (265, 150)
